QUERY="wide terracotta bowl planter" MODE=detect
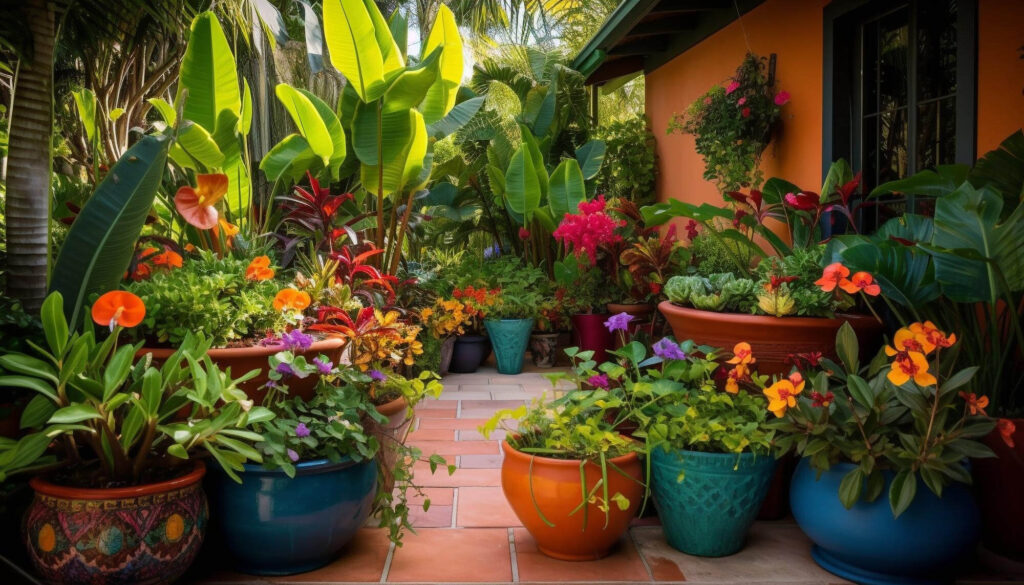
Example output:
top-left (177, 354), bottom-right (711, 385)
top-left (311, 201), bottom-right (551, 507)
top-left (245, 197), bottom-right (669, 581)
top-left (973, 417), bottom-right (1024, 561)
top-left (658, 302), bottom-right (885, 376)
top-left (24, 462), bottom-right (208, 585)
top-left (501, 441), bottom-right (642, 561)
top-left (137, 338), bottom-right (346, 402)
top-left (606, 303), bottom-right (655, 320)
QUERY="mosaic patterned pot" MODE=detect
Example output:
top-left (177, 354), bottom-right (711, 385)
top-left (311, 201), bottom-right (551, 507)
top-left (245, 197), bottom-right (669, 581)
top-left (651, 448), bottom-right (775, 557)
top-left (24, 462), bottom-right (208, 585)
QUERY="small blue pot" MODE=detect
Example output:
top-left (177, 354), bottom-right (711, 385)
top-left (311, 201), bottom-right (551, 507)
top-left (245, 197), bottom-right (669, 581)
top-left (208, 457), bottom-right (377, 575)
top-left (449, 335), bottom-right (490, 373)
top-left (791, 458), bottom-right (980, 585)
top-left (651, 448), bottom-right (776, 557)
top-left (484, 319), bottom-right (534, 375)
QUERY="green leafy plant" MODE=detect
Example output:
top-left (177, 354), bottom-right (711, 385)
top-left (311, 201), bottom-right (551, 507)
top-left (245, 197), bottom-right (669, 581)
top-left (666, 53), bottom-right (787, 194)
top-left (126, 251), bottom-right (282, 346)
top-left (768, 322), bottom-right (1001, 517)
top-left (0, 292), bottom-right (270, 485)
top-left (595, 114), bottom-right (656, 204)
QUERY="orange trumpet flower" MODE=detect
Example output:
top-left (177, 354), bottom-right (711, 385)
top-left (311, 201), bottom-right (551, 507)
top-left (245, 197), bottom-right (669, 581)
top-left (91, 291), bottom-right (146, 330)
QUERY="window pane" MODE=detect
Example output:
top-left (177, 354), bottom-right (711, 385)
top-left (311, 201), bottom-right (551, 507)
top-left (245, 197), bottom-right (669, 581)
top-left (879, 8), bottom-right (909, 112)
top-left (863, 116), bottom-right (879, 188)
top-left (917, 96), bottom-right (957, 169)
top-left (879, 108), bottom-right (908, 184)
top-left (916, 0), bottom-right (958, 100)
top-left (863, 20), bottom-right (879, 115)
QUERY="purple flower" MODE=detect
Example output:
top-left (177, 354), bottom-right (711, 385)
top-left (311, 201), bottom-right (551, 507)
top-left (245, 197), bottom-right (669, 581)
top-left (483, 242), bottom-right (501, 260)
top-left (604, 312), bottom-right (635, 333)
top-left (281, 329), bottom-right (313, 352)
top-left (276, 362), bottom-right (294, 376)
top-left (287, 448), bottom-right (299, 462)
top-left (261, 380), bottom-right (279, 391)
top-left (587, 374), bottom-right (610, 389)
top-left (368, 369), bottom-right (386, 382)
top-left (295, 423), bottom-right (310, 438)
top-left (653, 338), bottom-right (687, 361)
top-left (313, 357), bottom-right (333, 375)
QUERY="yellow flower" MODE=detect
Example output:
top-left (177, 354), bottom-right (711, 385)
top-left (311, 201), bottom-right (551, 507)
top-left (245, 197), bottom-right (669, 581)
top-left (763, 373), bottom-right (805, 418)
top-left (885, 328), bottom-right (928, 356)
top-left (727, 342), bottom-right (756, 366)
top-left (421, 307), bottom-right (434, 320)
top-left (887, 351), bottom-right (937, 387)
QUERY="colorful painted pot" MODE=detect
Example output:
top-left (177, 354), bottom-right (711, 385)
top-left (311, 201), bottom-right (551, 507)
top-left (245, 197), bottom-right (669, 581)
top-left (570, 313), bottom-right (613, 363)
top-left (501, 441), bottom-right (642, 561)
top-left (449, 335), bottom-right (491, 373)
top-left (24, 462), bottom-right (208, 585)
top-left (208, 457), bottom-right (376, 575)
top-left (791, 458), bottom-right (980, 585)
top-left (651, 448), bottom-right (775, 557)
top-left (529, 333), bottom-right (560, 368)
top-left (484, 319), bottom-right (534, 375)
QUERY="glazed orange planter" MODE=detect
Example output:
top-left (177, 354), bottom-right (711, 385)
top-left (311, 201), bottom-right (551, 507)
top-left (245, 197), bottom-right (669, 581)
top-left (24, 462), bottom-right (207, 585)
top-left (501, 441), bottom-right (643, 561)
top-left (658, 302), bottom-right (885, 376)
top-left (137, 337), bottom-right (346, 402)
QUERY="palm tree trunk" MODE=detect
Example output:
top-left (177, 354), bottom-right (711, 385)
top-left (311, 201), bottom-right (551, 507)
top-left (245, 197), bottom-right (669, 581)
top-left (5, 0), bottom-right (55, 311)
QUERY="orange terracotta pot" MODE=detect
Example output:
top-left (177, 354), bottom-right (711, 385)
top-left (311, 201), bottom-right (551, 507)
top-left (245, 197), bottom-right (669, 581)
top-left (501, 441), bottom-right (643, 561)
top-left (606, 303), bottom-right (655, 320)
top-left (373, 396), bottom-right (411, 494)
top-left (137, 338), bottom-right (346, 402)
top-left (657, 302), bottom-right (885, 376)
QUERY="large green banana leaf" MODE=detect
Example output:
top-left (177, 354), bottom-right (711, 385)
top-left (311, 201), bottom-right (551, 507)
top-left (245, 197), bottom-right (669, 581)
top-left (260, 134), bottom-right (319, 184)
top-left (211, 109), bottom-right (251, 214)
top-left (176, 12), bottom-right (241, 133)
top-left (72, 89), bottom-right (98, 144)
top-left (548, 158), bottom-right (584, 218)
top-left (298, 89), bottom-right (346, 178)
top-left (352, 101), bottom-right (413, 166)
top-left (419, 5), bottom-right (462, 124)
top-left (172, 121), bottom-right (225, 169)
top-left (383, 48), bottom-right (440, 113)
top-left (574, 140), bottom-right (605, 180)
top-left (49, 135), bottom-right (170, 329)
top-left (427, 96), bottom-right (485, 139)
top-left (276, 83), bottom-right (333, 164)
top-left (505, 145), bottom-right (540, 220)
top-left (361, 110), bottom-right (428, 195)
top-left (323, 0), bottom-right (385, 102)
top-left (362, 0), bottom-right (403, 74)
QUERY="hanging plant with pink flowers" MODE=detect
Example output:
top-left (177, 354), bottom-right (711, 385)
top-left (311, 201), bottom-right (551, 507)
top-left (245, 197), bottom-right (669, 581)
top-left (668, 53), bottom-right (790, 195)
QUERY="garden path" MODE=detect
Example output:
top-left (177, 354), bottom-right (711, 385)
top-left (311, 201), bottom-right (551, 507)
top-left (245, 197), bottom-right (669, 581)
top-left (192, 366), bottom-right (1001, 585)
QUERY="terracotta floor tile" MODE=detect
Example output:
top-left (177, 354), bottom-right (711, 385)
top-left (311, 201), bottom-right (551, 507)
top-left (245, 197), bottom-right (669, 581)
top-left (268, 528), bottom-right (391, 583)
top-left (386, 528), bottom-right (512, 583)
top-left (456, 486), bottom-right (521, 527)
top-left (434, 391), bottom-right (492, 400)
top-left (408, 504), bottom-right (453, 528)
top-left (413, 465), bottom-right (501, 487)
top-left (409, 440), bottom-right (500, 455)
top-left (406, 428), bottom-right (455, 441)
top-left (417, 417), bottom-right (491, 430)
top-left (459, 454), bottom-right (504, 469)
top-left (513, 528), bottom-right (651, 582)
top-left (416, 400), bottom-right (455, 410)
top-left (408, 487), bottom-right (454, 506)
top-left (459, 399), bottom-right (528, 409)
top-left (415, 408), bottom-right (458, 418)
top-left (459, 384), bottom-right (523, 393)
top-left (459, 428), bottom-right (506, 441)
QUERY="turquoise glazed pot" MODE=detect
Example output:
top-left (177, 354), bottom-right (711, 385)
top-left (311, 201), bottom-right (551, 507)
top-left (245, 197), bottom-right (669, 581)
top-left (791, 459), bottom-right (980, 585)
top-left (208, 457), bottom-right (376, 575)
top-left (651, 448), bottom-right (776, 557)
top-left (484, 319), bottom-right (534, 375)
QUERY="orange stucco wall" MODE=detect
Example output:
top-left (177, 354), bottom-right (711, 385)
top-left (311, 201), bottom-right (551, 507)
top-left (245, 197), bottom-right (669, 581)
top-left (645, 0), bottom-right (1024, 207)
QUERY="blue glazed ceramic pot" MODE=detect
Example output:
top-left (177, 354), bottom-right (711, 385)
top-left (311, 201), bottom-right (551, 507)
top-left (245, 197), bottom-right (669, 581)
top-left (484, 319), bottom-right (534, 375)
top-left (209, 457), bottom-right (376, 576)
top-left (651, 448), bottom-right (776, 557)
top-left (449, 335), bottom-right (490, 373)
top-left (791, 458), bottom-right (980, 585)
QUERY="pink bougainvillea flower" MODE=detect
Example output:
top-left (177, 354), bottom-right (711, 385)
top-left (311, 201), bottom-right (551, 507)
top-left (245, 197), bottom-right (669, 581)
top-left (774, 90), bottom-right (791, 106)
top-left (784, 191), bottom-right (821, 210)
top-left (737, 96), bottom-right (747, 106)
top-left (553, 195), bottom-right (624, 265)
top-left (174, 173), bottom-right (229, 229)
top-left (725, 80), bottom-right (740, 94)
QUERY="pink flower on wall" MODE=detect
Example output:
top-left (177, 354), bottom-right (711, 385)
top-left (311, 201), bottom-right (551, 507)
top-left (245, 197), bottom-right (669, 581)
top-left (741, 107), bottom-right (751, 118)
top-left (725, 80), bottom-right (740, 94)
top-left (774, 90), bottom-right (791, 106)
top-left (737, 96), bottom-right (747, 106)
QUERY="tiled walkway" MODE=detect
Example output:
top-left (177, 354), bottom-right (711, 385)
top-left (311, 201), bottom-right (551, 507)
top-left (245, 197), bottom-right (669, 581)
top-left (195, 368), bottom-right (1007, 585)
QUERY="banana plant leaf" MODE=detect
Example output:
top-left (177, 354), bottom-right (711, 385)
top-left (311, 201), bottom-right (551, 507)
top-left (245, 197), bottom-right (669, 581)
top-left (49, 135), bottom-right (170, 329)
top-left (968, 129), bottom-right (1024, 213)
top-left (548, 158), bottom-right (585, 218)
top-left (427, 96), bottom-right (484, 139)
top-left (176, 12), bottom-right (241, 133)
top-left (418, 5), bottom-right (462, 124)
top-left (575, 140), bottom-right (605, 180)
top-left (275, 83), bottom-right (334, 164)
top-left (505, 145), bottom-right (540, 220)
top-left (323, 0), bottom-right (385, 102)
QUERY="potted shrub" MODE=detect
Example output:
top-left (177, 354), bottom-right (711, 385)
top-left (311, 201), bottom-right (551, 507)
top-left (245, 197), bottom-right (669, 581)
top-left (647, 163), bottom-right (885, 376)
top-left (481, 387), bottom-right (644, 560)
top-left (828, 134), bottom-right (1024, 561)
top-left (482, 277), bottom-right (541, 375)
top-left (773, 322), bottom-right (1003, 584)
top-left (0, 292), bottom-right (269, 585)
top-left (420, 297), bottom-right (472, 374)
top-left (530, 298), bottom-right (568, 368)
top-left (443, 285), bottom-right (499, 373)
top-left (554, 261), bottom-right (615, 363)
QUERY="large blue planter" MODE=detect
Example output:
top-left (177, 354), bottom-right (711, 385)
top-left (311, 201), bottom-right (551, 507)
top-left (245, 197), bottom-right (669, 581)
top-left (484, 319), bottom-right (534, 375)
top-left (651, 448), bottom-right (775, 557)
top-left (791, 458), bottom-right (980, 585)
top-left (209, 457), bottom-right (377, 575)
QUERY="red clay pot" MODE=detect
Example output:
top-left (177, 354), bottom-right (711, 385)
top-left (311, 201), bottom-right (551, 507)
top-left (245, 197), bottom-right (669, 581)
top-left (501, 441), bottom-right (643, 561)
top-left (974, 418), bottom-right (1024, 561)
top-left (372, 395), bottom-right (412, 494)
top-left (606, 303), bottom-right (655, 320)
top-left (657, 302), bottom-right (886, 376)
top-left (137, 338), bottom-right (346, 402)
top-left (24, 462), bottom-right (207, 585)
top-left (571, 313), bottom-right (613, 363)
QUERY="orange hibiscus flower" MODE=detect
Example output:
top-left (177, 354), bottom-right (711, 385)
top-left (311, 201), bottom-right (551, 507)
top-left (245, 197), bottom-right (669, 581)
top-left (273, 288), bottom-right (311, 312)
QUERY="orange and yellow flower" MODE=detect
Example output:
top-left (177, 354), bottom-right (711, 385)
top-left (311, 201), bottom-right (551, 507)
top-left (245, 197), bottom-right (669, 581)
top-left (909, 321), bottom-right (956, 351)
top-left (887, 351), bottom-right (937, 387)
top-left (245, 256), bottom-right (275, 281)
top-left (273, 288), bottom-right (311, 312)
top-left (959, 392), bottom-right (989, 416)
top-left (763, 372), bottom-right (805, 418)
top-left (174, 174), bottom-right (229, 229)
top-left (91, 291), bottom-right (146, 330)
top-left (726, 342), bottom-right (756, 377)
top-left (997, 419), bottom-right (1016, 448)
top-left (152, 249), bottom-right (183, 268)
top-left (815, 263), bottom-right (851, 292)
top-left (840, 271), bottom-right (881, 296)
top-left (885, 327), bottom-right (929, 356)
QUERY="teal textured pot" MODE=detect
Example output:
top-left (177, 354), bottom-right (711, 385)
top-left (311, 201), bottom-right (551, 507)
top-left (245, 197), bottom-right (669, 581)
top-left (484, 319), bottom-right (534, 374)
top-left (651, 448), bottom-right (776, 557)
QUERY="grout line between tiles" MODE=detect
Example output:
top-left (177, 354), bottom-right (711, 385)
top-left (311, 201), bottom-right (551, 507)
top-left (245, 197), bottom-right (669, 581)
top-left (456, 399), bottom-right (463, 419)
top-left (508, 527), bottom-right (519, 583)
top-left (451, 487), bottom-right (459, 528)
top-left (628, 527), bottom-right (656, 582)
top-left (379, 540), bottom-right (396, 583)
